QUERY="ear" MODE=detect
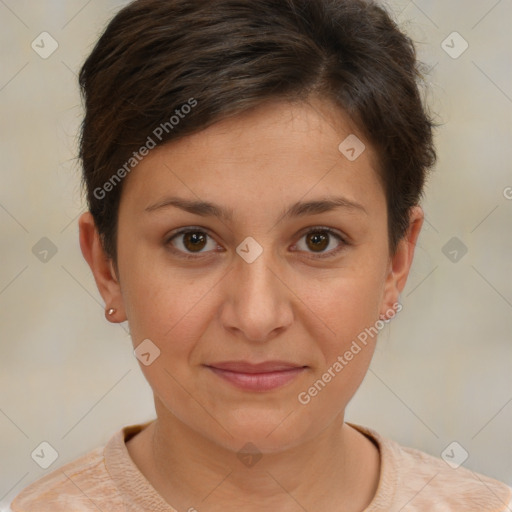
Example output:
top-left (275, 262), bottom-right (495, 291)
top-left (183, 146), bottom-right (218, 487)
top-left (379, 205), bottom-right (424, 318)
top-left (78, 211), bottom-right (126, 322)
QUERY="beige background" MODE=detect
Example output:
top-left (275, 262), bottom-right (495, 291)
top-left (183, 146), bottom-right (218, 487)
top-left (1, 0), bottom-right (511, 506)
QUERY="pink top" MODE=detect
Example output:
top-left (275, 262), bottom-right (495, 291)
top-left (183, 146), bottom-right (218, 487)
top-left (10, 421), bottom-right (512, 511)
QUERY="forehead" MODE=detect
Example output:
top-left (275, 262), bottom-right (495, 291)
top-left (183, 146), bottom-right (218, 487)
top-left (118, 98), bottom-right (385, 218)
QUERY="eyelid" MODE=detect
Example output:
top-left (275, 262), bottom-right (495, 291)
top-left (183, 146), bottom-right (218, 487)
top-left (296, 225), bottom-right (347, 242)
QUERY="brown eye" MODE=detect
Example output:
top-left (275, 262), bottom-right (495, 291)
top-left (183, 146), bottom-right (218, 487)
top-left (167, 229), bottom-right (217, 256)
top-left (306, 231), bottom-right (329, 252)
top-left (294, 228), bottom-right (346, 258)
top-left (182, 231), bottom-right (207, 252)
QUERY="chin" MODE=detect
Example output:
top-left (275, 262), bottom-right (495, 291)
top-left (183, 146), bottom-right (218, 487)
top-left (201, 411), bottom-right (316, 455)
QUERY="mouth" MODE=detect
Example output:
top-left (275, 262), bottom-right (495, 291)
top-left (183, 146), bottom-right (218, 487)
top-left (205, 361), bottom-right (308, 392)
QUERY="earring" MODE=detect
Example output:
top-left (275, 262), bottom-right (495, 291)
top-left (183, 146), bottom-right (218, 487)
top-left (106, 307), bottom-right (116, 316)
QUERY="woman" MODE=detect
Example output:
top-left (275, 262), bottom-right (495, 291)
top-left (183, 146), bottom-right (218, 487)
top-left (11, 0), bottom-right (512, 510)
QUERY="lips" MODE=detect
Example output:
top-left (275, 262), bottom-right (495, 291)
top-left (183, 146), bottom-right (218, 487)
top-left (208, 361), bottom-right (305, 373)
top-left (205, 361), bottom-right (307, 391)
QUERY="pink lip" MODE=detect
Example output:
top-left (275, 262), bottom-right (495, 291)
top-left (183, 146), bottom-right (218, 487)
top-left (206, 361), bottom-right (307, 391)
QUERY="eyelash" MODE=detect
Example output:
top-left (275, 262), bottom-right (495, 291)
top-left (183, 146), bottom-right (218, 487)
top-left (165, 226), bottom-right (348, 260)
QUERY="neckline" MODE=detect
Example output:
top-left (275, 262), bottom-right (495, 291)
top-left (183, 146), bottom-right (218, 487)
top-left (104, 420), bottom-right (397, 511)
top-left (104, 420), bottom-right (177, 511)
top-left (346, 422), bottom-right (398, 510)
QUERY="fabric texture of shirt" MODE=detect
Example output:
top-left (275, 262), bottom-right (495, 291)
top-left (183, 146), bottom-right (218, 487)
top-left (10, 420), bottom-right (512, 511)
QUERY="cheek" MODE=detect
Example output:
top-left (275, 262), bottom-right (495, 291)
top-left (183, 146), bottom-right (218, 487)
top-left (295, 275), bottom-right (384, 417)
top-left (305, 260), bottom-right (387, 355)
top-left (120, 248), bottom-right (220, 354)
top-left (123, 264), bottom-right (218, 402)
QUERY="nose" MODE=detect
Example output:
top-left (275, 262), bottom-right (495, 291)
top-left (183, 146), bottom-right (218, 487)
top-left (219, 249), bottom-right (294, 343)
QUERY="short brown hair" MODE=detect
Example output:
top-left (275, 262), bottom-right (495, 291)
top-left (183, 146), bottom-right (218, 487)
top-left (78, 0), bottom-right (436, 270)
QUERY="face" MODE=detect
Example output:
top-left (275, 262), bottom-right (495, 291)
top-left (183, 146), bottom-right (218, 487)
top-left (80, 97), bottom-right (422, 453)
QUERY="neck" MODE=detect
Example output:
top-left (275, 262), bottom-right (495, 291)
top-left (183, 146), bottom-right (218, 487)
top-left (127, 400), bottom-right (380, 512)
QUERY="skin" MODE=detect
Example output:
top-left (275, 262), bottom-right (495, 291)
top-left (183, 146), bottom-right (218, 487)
top-left (79, 96), bottom-right (423, 512)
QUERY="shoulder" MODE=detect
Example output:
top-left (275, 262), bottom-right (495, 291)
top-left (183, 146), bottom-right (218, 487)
top-left (9, 445), bottom-right (124, 512)
top-left (349, 422), bottom-right (512, 511)
top-left (394, 441), bottom-right (512, 510)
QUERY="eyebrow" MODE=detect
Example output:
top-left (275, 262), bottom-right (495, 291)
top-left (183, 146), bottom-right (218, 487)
top-left (144, 195), bottom-right (368, 222)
